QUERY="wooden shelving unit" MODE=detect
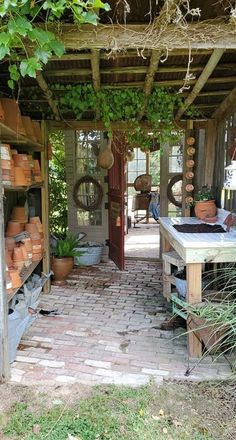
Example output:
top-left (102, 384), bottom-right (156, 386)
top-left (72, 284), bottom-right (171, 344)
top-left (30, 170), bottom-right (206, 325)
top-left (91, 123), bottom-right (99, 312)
top-left (7, 258), bottom-right (43, 303)
top-left (0, 122), bottom-right (44, 152)
top-left (3, 182), bottom-right (44, 192)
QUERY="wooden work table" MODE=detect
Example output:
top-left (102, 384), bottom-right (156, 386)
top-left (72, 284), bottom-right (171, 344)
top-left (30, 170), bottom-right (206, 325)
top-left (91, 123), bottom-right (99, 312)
top-left (159, 216), bottom-right (236, 358)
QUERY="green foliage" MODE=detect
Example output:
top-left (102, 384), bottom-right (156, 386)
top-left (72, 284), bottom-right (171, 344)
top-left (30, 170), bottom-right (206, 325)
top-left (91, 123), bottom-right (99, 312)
top-left (0, 0), bottom-right (110, 87)
top-left (49, 130), bottom-right (67, 234)
top-left (195, 185), bottom-right (214, 201)
top-left (53, 233), bottom-right (84, 257)
top-left (59, 85), bottom-right (192, 149)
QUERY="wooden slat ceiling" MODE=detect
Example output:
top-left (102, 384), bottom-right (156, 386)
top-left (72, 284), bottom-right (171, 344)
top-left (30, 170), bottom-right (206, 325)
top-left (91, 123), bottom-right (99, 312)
top-left (0, 0), bottom-right (236, 122)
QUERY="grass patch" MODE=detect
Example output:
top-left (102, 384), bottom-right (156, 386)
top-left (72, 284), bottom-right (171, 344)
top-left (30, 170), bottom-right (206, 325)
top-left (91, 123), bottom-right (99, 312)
top-left (1, 383), bottom-right (236, 440)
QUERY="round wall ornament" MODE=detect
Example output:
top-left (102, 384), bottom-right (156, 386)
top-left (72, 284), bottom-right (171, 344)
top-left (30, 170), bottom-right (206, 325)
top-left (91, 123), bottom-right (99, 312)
top-left (73, 175), bottom-right (103, 211)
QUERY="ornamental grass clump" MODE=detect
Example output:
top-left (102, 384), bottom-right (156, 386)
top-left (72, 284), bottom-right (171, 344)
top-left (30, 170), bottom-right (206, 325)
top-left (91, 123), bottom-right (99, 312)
top-left (52, 233), bottom-right (84, 258)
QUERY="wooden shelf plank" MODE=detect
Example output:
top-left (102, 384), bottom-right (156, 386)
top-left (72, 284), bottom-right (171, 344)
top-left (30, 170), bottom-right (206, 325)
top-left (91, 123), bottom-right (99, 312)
top-left (7, 259), bottom-right (42, 303)
top-left (0, 122), bottom-right (44, 152)
top-left (3, 182), bottom-right (44, 192)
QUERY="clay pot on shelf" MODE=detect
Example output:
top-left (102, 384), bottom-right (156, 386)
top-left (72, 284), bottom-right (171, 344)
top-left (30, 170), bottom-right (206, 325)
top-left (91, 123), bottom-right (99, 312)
top-left (22, 116), bottom-right (37, 142)
top-left (25, 223), bottom-right (39, 236)
top-left (0, 99), bottom-right (26, 136)
top-left (51, 256), bottom-right (74, 285)
top-left (5, 237), bottom-right (15, 253)
top-left (14, 167), bottom-right (27, 186)
top-left (5, 248), bottom-right (13, 268)
top-left (9, 269), bottom-right (22, 289)
top-left (11, 206), bottom-right (28, 223)
top-left (6, 221), bottom-right (24, 237)
top-left (194, 200), bottom-right (217, 220)
top-left (12, 246), bottom-right (25, 271)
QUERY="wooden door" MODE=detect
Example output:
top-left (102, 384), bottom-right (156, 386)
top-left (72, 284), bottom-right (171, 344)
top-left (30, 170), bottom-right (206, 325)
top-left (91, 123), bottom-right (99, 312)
top-left (108, 135), bottom-right (125, 270)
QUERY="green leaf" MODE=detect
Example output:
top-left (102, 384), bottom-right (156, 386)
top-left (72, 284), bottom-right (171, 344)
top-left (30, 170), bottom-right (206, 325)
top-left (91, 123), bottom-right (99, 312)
top-left (20, 58), bottom-right (41, 78)
top-left (28, 28), bottom-right (54, 45)
top-left (8, 16), bottom-right (32, 36)
top-left (7, 79), bottom-right (14, 90)
top-left (49, 39), bottom-right (65, 57)
top-left (0, 45), bottom-right (10, 60)
top-left (0, 32), bottom-right (11, 46)
top-left (35, 48), bottom-right (50, 64)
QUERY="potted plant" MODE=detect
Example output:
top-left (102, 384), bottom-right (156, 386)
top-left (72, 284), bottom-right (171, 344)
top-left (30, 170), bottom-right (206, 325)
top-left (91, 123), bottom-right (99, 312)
top-left (51, 233), bottom-right (84, 284)
top-left (194, 185), bottom-right (217, 220)
top-left (187, 300), bottom-right (234, 354)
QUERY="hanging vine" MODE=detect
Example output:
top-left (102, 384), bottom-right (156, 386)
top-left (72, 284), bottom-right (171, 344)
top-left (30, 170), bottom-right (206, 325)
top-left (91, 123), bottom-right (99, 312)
top-left (59, 84), bottom-right (197, 149)
top-left (0, 0), bottom-right (110, 88)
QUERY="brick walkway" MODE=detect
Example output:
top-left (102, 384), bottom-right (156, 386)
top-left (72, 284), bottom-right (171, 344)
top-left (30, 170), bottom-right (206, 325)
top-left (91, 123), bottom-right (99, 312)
top-left (10, 260), bottom-right (231, 386)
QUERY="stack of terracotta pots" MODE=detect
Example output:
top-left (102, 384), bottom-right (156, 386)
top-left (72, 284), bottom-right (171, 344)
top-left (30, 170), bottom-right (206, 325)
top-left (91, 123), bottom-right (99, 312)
top-left (0, 98), bottom-right (26, 136)
top-left (25, 222), bottom-right (42, 261)
top-left (5, 238), bottom-right (22, 290)
top-left (12, 153), bottom-right (32, 185)
top-left (30, 217), bottom-right (44, 250)
top-left (1, 144), bottom-right (13, 186)
top-left (12, 246), bottom-right (25, 271)
top-left (32, 160), bottom-right (42, 182)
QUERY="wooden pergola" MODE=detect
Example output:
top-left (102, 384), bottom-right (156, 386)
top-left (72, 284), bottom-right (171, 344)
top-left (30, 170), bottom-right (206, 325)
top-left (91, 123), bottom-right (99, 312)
top-left (1, 0), bottom-right (236, 379)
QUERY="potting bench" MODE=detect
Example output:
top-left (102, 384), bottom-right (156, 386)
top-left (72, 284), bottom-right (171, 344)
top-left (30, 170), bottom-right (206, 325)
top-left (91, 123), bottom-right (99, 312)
top-left (159, 216), bottom-right (236, 357)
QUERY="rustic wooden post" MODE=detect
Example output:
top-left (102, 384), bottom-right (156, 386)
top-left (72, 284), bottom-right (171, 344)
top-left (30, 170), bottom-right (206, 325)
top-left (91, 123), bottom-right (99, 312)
top-left (0, 174), bottom-right (9, 380)
top-left (204, 119), bottom-right (217, 188)
top-left (41, 121), bottom-right (51, 293)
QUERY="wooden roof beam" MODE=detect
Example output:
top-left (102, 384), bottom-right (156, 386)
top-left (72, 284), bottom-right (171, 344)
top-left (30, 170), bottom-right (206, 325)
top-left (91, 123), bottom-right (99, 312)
top-left (59, 23), bottom-right (236, 50)
top-left (35, 71), bottom-right (60, 120)
top-left (175, 49), bottom-right (224, 121)
top-left (138, 49), bottom-right (161, 119)
top-left (213, 85), bottom-right (236, 122)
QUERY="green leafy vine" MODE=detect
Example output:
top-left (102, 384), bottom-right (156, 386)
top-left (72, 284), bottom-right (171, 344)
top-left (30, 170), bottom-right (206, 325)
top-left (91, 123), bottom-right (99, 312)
top-left (0, 0), bottom-right (110, 88)
top-left (59, 84), bottom-right (193, 149)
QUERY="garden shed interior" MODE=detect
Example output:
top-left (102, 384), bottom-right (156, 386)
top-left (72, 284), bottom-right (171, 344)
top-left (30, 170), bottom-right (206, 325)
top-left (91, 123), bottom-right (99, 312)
top-left (1, 0), bottom-right (236, 382)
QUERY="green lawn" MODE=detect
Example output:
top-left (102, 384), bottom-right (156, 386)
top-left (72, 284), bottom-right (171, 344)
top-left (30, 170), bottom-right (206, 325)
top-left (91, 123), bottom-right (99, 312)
top-left (1, 382), bottom-right (235, 440)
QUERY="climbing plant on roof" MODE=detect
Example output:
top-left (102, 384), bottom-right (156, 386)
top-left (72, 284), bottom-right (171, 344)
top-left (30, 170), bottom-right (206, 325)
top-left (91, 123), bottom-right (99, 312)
top-left (59, 84), bottom-right (190, 149)
top-left (0, 0), bottom-right (110, 88)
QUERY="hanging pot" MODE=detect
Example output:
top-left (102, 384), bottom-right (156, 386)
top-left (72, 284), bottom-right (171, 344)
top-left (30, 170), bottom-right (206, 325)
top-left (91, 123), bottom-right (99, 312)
top-left (97, 139), bottom-right (114, 170)
top-left (186, 136), bottom-right (195, 146)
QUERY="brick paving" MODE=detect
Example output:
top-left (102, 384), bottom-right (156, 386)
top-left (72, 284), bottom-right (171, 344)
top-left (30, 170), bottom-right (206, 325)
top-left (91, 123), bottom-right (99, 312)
top-left (10, 260), bottom-right (231, 386)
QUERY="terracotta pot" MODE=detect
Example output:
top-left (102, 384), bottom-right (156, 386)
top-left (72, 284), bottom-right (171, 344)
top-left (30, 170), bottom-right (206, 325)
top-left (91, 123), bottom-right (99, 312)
top-left (25, 223), bottom-right (38, 235)
top-left (187, 147), bottom-right (196, 156)
top-left (186, 159), bottom-right (195, 168)
top-left (11, 206), bottom-right (27, 223)
top-left (22, 237), bottom-right (32, 251)
top-left (51, 256), bottom-right (74, 285)
top-left (22, 116), bottom-right (37, 142)
top-left (186, 136), bottom-right (195, 146)
top-left (185, 171), bottom-right (194, 179)
top-left (194, 200), bottom-right (217, 220)
top-left (0, 101), bottom-right (5, 121)
top-left (29, 216), bottom-right (41, 224)
top-left (32, 253), bottom-right (42, 262)
top-left (1, 159), bottom-right (11, 170)
top-left (0, 99), bottom-right (26, 136)
top-left (9, 269), bottom-right (22, 289)
top-left (13, 246), bottom-right (23, 260)
top-left (5, 237), bottom-right (15, 253)
top-left (6, 221), bottom-right (24, 237)
top-left (5, 248), bottom-right (13, 268)
top-left (32, 121), bottom-right (42, 144)
top-left (14, 167), bottom-right (27, 186)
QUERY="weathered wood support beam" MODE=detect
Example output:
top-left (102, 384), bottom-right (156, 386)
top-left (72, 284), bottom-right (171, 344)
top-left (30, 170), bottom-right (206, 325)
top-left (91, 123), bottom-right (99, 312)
top-left (58, 23), bottom-right (236, 51)
top-left (213, 85), bottom-right (236, 122)
top-left (90, 49), bottom-right (101, 119)
top-left (138, 50), bottom-right (161, 119)
top-left (175, 49), bottom-right (224, 120)
top-left (35, 72), bottom-right (60, 121)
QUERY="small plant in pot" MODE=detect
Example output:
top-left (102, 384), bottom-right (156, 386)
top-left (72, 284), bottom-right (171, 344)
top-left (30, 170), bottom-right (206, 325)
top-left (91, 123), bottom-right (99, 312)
top-left (51, 233), bottom-right (83, 285)
top-left (194, 185), bottom-right (217, 221)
